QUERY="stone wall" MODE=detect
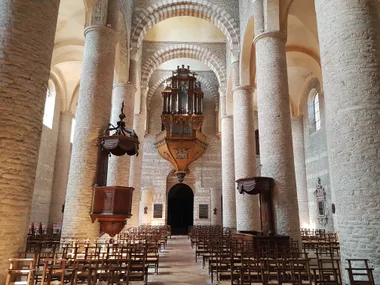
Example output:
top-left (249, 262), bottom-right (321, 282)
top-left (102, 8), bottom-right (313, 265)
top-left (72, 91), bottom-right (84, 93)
top-left (140, 80), bottom-right (222, 226)
top-left (30, 94), bottom-right (61, 226)
top-left (302, 81), bottom-right (334, 231)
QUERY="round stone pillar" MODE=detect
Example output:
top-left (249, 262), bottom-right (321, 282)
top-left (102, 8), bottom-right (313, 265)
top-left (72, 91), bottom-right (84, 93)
top-left (254, 31), bottom-right (300, 240)
top-left (232, 85), bottom-right (260, 232)
top-left (315, 0), bottom-right (380, 282)
top-left (221, 115), bottom-right (236, 228)
top-left (291, 116), bottom-right (309, 228)
top-left (107, 83), bottom-right (136, 186)
top-left (49, 112), bottom-right (74, 225)
top-left (0, 0), bottom-right (60, 282)
top-left (61, 25), bottom-right (117, 240)
top-left (129, 88), bottom-right (148, 227)
top-left (211, 188), bottom-right (222, 226)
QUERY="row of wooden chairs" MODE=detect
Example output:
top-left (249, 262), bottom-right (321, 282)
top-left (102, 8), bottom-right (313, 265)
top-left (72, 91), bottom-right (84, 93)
top-left (189, 226), bottom-right (375, 285)
top-left (6, 254), bottom-right (148, 285)
top-left (7, 225), bottom-right (170, 285)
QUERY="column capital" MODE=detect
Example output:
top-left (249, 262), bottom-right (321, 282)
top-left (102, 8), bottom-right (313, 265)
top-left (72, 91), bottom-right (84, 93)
top-left (113, 82), bottom-right (137, 93)
top-left (60, 111), bottom-right (75, 118)
top-left (232, 85), bottom-right (254, 94)
top-left (230, 55), bottom-right (239, 64)
top-left (221, 114), bottom-right (233, 120)
top-left (84, 25), bottom-right (117, 37)
top-left (253, 30), bottom-right (286, 44)
top-left (130, 47), bottom-right (142, 62)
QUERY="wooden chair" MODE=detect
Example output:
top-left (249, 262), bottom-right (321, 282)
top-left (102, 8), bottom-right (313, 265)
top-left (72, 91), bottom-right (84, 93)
top-left (39, 258), bottom-right (72, 285)
top-left (5, 258), bottom-right (35, 285)
top-left (346, 259), bottom-right (375, 285)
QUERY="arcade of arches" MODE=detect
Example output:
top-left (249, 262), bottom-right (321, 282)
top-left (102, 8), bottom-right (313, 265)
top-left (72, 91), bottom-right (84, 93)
top-left (0, 0), bottom-right (379, 284)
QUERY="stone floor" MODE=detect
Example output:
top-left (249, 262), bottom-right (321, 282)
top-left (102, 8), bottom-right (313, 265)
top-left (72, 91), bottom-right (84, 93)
top-left (148, 235), bottom-right (212, 285)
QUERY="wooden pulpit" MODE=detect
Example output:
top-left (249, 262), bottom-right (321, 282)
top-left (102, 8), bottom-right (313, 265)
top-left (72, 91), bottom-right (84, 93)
top-left (236, 177), bottom-right (275, 235)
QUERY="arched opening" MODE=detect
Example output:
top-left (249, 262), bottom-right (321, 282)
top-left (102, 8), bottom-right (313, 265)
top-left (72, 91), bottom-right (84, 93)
top-left (167, 183), bottom-right (194, 235)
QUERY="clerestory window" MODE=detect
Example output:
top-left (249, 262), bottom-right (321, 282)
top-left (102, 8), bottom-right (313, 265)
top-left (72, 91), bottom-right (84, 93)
top-left (43, 88), bottom-right (55, 129)
top-left (313, 93), bottom-right (321, 131)
top-left (308, 89), bottom-right (321, 134)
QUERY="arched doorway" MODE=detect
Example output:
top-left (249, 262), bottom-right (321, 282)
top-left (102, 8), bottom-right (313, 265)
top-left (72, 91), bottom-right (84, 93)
top-left (167, 183), bottom-right (194, 235)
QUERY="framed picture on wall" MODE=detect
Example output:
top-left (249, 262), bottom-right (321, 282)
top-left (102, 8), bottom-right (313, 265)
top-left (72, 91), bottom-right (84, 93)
top-left (199, 204), bottom-right (209, 219)
top-left (153, 203), bottom-right (163, 218)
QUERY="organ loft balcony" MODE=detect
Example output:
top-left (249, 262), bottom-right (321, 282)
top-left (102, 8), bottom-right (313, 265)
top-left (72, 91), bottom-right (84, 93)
top-left (155, 65), bottom-right (208, 183)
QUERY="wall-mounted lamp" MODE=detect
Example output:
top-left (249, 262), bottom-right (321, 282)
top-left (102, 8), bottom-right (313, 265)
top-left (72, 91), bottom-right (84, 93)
top-left (213, 208), bottom-right (217, 215)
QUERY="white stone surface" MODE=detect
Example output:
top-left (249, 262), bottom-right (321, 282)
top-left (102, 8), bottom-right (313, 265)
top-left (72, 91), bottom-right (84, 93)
top-left (315, 0), bottom-right (380, 282)
top-left (232, 85), bottom-right (260, 232)
top-left (291, 116), bottom-right (310, 228)
top-left (62, 25), bottom-right (117, 240)
top-left (221, 115), bottom-right (237, 228)
top-left (49, 112), bottom-right (73, 225)
top-left (255, 32), bottom-right (300, 240)
top-left (107, 83), bottom-right (136, 187)
top-left (0, 1), bottom-right (60, 283)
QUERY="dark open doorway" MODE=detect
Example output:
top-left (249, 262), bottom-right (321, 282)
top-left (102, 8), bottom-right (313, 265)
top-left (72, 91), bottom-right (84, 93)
top-left (167, 183), bottom-right (194, 235)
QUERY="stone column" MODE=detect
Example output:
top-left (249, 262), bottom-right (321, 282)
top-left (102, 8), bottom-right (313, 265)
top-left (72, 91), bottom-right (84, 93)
top-left (221, 114), bottom-right (236, 228)
top-left (291, 116), bottom-right (309, 228)
top-left (211, 188), bottom-right (222, 226)
top-left (315, 0), bottom-right (380, 282)
top-left (62, 9), bottom-right (118, 239)
top-left (128, 88), bottom-right (148, 227)
top-left (0, 1), bottom-right (60, 283)
top-left (254, 31), bottom-right (300, 239)
top-left (107, 83), bottom-right (136, 186)
top-left (49, 112), bottom-right (74, 225)
top-left (232, 85), bottom-right (260, 232)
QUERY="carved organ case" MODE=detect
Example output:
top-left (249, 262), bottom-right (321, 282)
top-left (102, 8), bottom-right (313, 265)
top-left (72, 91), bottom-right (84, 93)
top-left (156, 65), bottom-right (208, 182)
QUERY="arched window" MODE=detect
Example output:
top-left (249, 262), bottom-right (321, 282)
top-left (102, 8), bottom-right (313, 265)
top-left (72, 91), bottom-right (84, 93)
top-left (313, 93), bottom-right (321, 131)
top-left (308, 89), bottom-right (321, 133)
top-left (43, 85), bottom-right (56, 129)
top-left (70, 117), bottom-right (76, 143)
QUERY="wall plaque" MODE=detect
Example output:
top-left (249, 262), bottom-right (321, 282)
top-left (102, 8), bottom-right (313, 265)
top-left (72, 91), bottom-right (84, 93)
top-left (199, 204), bottom-right (209, 219)
top-left (153, 204), bottom-right (163, 218)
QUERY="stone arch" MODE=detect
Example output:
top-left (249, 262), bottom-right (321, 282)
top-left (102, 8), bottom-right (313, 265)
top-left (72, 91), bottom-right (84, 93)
top-left (147, 74), bottom-right (219, 108)
top-left (225, 71), bottom-right (233, 116)
top-left (131, 0), bottom-right (240, 53)
top-left (299, 77), bottom-right (323, 133)
top-left (141, 44), bottom-right (226, 89)
top-left (240, 16), bottom-right (256, 86)
top-left (49, 70), bottom-right (67, 113)
top-left (166, 169), bottom-right (196, 196)
top-left (68, 81), bottom-right (81, 115)
top-left (299, 76), bottom-right (321, 116)
top-left (51, 44), bottom-right (84, 66)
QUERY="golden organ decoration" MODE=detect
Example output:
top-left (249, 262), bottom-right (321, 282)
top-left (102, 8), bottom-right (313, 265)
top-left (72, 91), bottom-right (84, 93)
top-left (155, 65), bottom-right (208, 182)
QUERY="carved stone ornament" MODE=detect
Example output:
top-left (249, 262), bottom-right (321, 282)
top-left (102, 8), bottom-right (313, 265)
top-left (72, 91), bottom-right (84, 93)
top-left (91, 0), bottom-right (108, 25)
top-left (175, 148), bottom-right (188, 160)
top-left (315, 178), bottom-right (329, 227)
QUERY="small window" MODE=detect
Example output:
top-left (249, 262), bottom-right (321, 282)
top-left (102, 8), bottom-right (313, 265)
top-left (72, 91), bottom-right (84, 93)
top-left (313, 93), bottom-right (321, 131)
top-left (43, 88), bottom-right (55, 129)
top-left (308, 89), bottom-right (321, 134)
top-left (70, 118), bottom-right (76, 143)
